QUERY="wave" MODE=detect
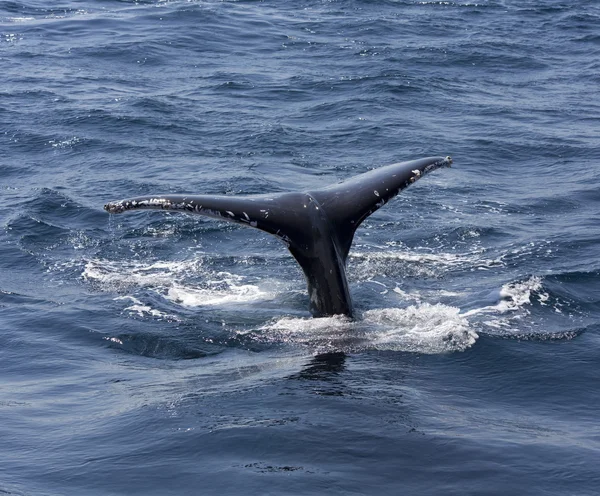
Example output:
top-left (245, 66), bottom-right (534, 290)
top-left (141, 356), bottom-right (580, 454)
top-left (78, 242), bottom-right (592, 357)
top-left (462, 275), bottom-right (549, 317)
top-left (349, 246), bottom-right (501, 279)
top-left (82, 254), bottom-right (480, 354)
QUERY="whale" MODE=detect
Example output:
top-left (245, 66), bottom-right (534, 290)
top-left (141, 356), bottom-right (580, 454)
top-left (105, 156), bottom-right (452, 318)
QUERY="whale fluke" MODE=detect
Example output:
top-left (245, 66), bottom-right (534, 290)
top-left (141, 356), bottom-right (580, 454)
top-left (105, 156), bottom-right (452, 317)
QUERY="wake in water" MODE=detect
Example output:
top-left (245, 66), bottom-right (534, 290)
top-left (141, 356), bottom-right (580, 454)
top-left (83, 257), bottom-right (290, 311)
top-left (80, 244), bottom-right (579, 355)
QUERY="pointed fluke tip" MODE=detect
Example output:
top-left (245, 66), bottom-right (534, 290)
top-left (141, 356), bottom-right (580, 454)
top-left (104, 201), bottom-right (125, 214)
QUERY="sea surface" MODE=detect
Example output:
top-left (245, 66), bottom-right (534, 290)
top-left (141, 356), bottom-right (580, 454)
top-left (1, 1), bottom-right (600, 494)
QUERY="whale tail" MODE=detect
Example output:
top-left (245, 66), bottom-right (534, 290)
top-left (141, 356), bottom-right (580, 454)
top-left (105, 156), bottom-right (452, 317)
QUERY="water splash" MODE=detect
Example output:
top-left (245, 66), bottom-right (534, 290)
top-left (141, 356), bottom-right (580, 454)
top-left (247, 302), bottom-right (477, 355)
top-left (462, 276), bottom-right (549, 317)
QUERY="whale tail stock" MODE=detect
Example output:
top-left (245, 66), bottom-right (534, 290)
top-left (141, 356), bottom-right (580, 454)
top-left (104, 156), bottom-right (452, 317)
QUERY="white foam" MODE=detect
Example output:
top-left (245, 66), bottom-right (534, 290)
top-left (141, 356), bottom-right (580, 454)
top-left (8, 17), bottom-right (35, 23)
top-left (81, 252), bottom-right (553, 349)
top-left (255, 302), bottom-right (477, 354)
top-left (83, 257), bottom-right (283, 313)
top-left (391, 286), bottom-right (463, 303)
top-left (83, 258), bottom-right (203, 290)
top-left (462, 276), bottom-right (548, 317)
top-left (115, 296), bottom-right (177, 320)
top-left (49, 137), bottom-right (81, 149)
top-left (364, 304), bottom-right (477, 353)
top-left (166, 283), bottom-right (276, 308)
top-left (349, 248), bottom-right (502, 279)
top-left (352, 250), bottom-right (473, 267)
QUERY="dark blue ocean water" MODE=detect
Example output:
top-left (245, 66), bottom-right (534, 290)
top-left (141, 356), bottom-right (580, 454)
top-left (2, 1), bottom-right (600, 494)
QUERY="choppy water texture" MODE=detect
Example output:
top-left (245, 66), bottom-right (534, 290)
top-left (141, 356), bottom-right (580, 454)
top-left (2, 0), bottom-right (600, 494)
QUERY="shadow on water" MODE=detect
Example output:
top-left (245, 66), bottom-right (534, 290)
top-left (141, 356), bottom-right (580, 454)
top-left (288, 352), bottom-right (347, 396)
